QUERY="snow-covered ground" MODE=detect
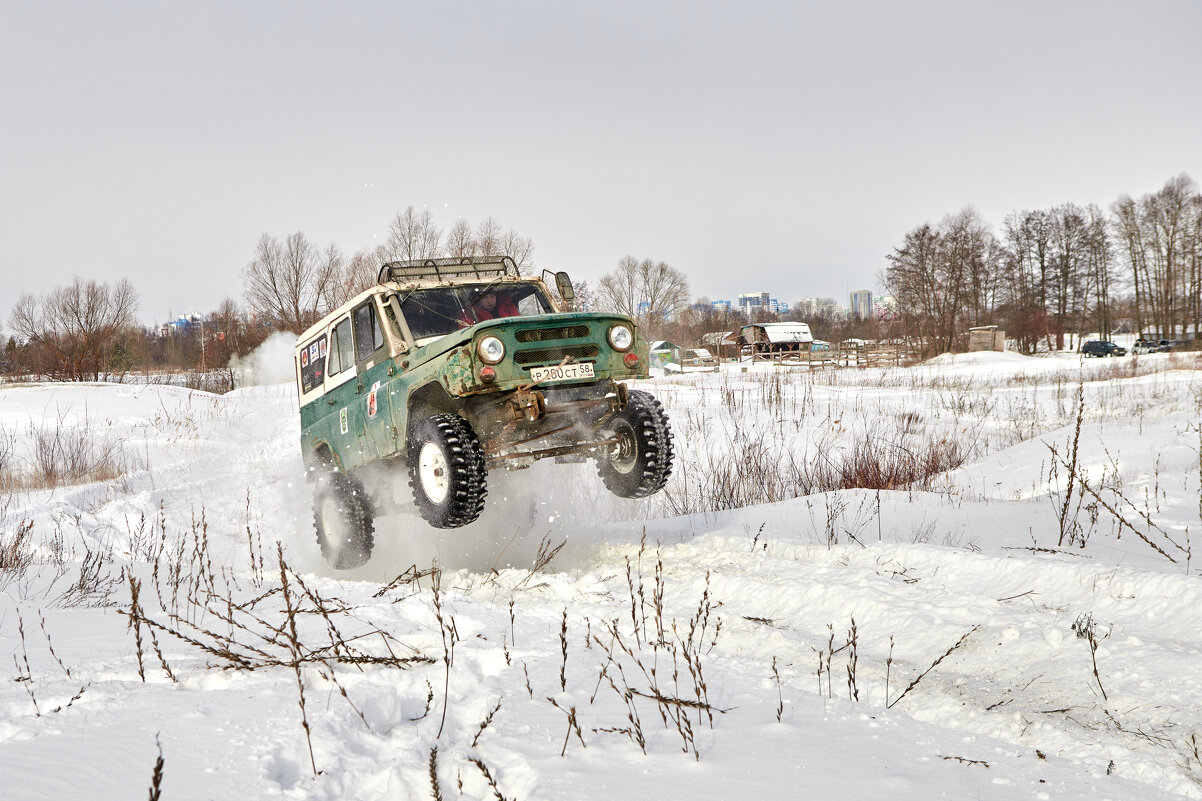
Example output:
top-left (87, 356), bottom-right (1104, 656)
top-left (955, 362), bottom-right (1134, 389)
top-left (2, 350), bottom-right (1202, 800)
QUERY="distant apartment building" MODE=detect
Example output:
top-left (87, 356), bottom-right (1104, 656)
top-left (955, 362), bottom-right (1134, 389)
top-left (160, 313), bottom-right (202, 337)
top-left (711, 299), bottom-right (733, 312)
top-left (637, 301), bottom-right (675, 323)
top-left (738, 292), bottom-right (770, 316)
top-left (849, 290), bottom-right (874, 320)
top-left (874, 294), bottom-right (898, 319)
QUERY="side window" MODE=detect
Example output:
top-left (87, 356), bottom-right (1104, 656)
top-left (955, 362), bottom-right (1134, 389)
top-left (299, 333), bottom-right (328, 394)
top-left (327, 317), bottom-right (353, 376)
top-left (517, 293), bottom-right (543, 316)
top-left (513, 284), bottom-right (553, 317)
top-left (353, 301), bottom-right (384, 363)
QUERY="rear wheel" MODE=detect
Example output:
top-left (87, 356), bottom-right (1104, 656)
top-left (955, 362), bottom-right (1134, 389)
top-left (408, 414), bottom-right (488, 528)
top-left (312, 470), bottom-right (375, 569)
top-left (597, 390), bottom-right (674, 498)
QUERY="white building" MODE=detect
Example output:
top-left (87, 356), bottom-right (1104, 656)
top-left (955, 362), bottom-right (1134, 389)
top-left (849, 290), bottom-right (873, 320)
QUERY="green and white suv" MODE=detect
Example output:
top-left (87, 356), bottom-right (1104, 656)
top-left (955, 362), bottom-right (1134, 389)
top-left (294, 256), bottom-right (673, 569)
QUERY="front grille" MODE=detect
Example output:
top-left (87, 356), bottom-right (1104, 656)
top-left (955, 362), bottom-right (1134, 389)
top-left (513, 345), bottom-right (600, 366)
top-left (515, 325), bottom-right (590, 343)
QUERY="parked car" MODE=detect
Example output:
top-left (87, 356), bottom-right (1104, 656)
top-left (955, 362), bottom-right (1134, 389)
top-left (1082, 340), bottom-right (1127, 357)
top-left (1134, 338), bottom-right (1178, 354)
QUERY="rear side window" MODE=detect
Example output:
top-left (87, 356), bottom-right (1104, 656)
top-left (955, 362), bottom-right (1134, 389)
top-left (299, 333), bottom-right (327, 394)
top-left (327, 317), bottom-right (354, 376)
top-left (354, 301), bottom-right (384, 362)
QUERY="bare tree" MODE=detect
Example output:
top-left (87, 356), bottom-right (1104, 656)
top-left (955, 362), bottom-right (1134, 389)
top-left (569, 278), bottom-right (598, 311)
top-left (326, 248), bottom-right (379, 308)
top-left (1048, 203), bottom-right (1089, 349)
top-left (636, 258), bottom-right (689, 321)
top-left (499, 229), bottom-right (534, 274)
top-left (884, 223), bottom-right (951, 354)
top-left (596, 255), bottom-right (645, 319)
top-left (1083, 204), bottom-right (1117, 340)
top-left (242, 231), bottom-right (333, 332)
top-left (384, 206), bottom-right (443, 263)
top-left (1112, 174), bottom-right (1201, 339)
top-left (9, 277), bottom-right (139, 380)
top-left (445, 219), bottom-right (477, 258)
top-left (1000, 210), bottom-right (1051, 353)
top-left (314, 243), bottom-right (346, 312)
top-left (475, 217), bottom-right (503, 258)
top-left (596, 256), bottom-right (690, 336)
top-left (941, 208), bottom-right (997, 327)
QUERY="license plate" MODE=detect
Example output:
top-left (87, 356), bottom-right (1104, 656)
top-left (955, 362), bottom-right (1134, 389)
top-left (529, 362), bottom-right (595, 383)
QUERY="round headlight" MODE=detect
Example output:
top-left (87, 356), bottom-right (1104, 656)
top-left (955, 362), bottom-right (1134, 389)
top-left (608, 324), bottom-right (633, 351)
top-left (477, 336), bottom-right (505, 364)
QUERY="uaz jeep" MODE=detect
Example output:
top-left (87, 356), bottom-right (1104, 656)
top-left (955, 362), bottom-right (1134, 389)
top-left (294, 256), bottom-right (673, 569)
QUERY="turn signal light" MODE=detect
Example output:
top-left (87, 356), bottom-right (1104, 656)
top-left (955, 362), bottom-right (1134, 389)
top-left (623, 352), bottom-right (639, 367)
top-left (480, 366), bottom-right (496, 383)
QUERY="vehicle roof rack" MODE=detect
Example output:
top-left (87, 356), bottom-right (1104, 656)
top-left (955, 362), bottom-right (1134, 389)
top-left (378, 255), bottom-right (518, 285)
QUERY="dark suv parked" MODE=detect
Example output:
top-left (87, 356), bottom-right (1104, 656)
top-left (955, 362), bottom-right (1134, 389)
top-left (1082, 340), bottom-right (1126, 357)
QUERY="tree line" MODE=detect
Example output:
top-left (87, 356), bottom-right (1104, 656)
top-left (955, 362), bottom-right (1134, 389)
top-left (2, 207), bottom-right (537, 380)
top-left (8, 175), bottom-right (1197, 381)
top-left (885, 173), bottom-right (1202, 355)
top-left (244, 207), bottom-right (535, 332)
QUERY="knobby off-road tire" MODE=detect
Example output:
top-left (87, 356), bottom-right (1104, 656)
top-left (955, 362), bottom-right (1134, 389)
top-left (597, 389), bottom-right (674, 499)
top-left (312, 470), bottom-right (375, 570)
top-left (408, 414), bottom-right (488, 528)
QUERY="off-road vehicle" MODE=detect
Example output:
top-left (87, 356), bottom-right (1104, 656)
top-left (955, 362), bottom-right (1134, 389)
top-left (294, 256), bottom-right (673, 569)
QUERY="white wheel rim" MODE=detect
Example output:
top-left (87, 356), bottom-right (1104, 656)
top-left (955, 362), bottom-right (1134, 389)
top-left (609, 420), bottom-right (638, 475)
top-left (419, 442), bottom-right (450, 503)
top-left (320, 497), bottom-right (348, 548)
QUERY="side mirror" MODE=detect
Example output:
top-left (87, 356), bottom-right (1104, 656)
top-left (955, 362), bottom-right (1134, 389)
top-left (555, 271), bottom-right (575, 303)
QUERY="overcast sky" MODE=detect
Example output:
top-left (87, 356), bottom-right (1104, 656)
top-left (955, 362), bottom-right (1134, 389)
top-left (2, 0), bottom-right (1199, 324)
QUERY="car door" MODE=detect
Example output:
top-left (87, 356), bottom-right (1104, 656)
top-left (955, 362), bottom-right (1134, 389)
top-left (320, 314), bottom-right (361, 469)
top-left (352, 297), bottom-right (398, 460)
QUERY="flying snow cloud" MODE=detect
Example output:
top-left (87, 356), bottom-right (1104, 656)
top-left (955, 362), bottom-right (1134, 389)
top-left (229, 331), bottom-right (297, 387)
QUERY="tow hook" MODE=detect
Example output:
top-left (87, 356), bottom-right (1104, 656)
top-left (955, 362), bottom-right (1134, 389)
top-left (510, 388), bottom-right (547, 422)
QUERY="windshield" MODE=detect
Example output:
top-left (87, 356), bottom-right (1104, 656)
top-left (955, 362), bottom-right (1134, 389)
top-left (397, 282), bottom-right (555, 343)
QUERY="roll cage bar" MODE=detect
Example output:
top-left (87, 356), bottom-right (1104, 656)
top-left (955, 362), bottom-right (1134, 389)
top-left (378, 255), bottom-right (519, 285)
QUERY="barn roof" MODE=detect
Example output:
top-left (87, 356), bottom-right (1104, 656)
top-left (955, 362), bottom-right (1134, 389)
top-left (741, 323), bottom-right (813, 343)
top-left (701, 331), bottom-right (738, 346)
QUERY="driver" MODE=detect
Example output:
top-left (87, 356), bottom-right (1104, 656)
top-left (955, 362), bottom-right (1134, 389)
top-left (470, 288), bottom-right (520, 322)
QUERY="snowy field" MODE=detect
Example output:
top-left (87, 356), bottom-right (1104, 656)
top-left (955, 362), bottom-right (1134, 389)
top-left (2, 350), bottom-right (1202, 800)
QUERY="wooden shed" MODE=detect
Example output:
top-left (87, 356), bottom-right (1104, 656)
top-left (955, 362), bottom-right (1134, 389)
top-left (740, 322), bottom-right (815, 361)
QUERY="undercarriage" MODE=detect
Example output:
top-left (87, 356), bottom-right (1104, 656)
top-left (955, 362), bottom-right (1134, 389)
top-left (466, 380), bottom-right (629, 468)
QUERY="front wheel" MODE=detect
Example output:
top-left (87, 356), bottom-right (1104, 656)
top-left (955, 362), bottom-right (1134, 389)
top-left (408, 414), bottom-right (488, 528)
top-left (312, 470), bottom-right (375, 569)
top-left (597, 390), bottom-right (674, 498)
